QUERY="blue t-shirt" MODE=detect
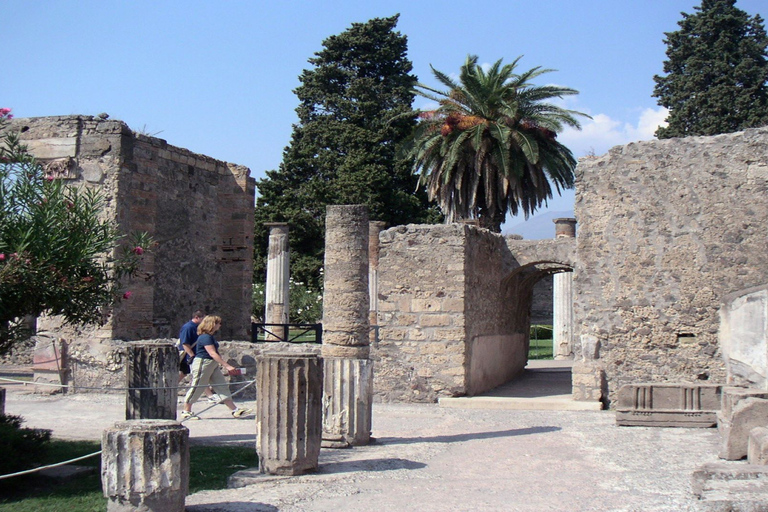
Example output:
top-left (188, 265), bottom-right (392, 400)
top-left (179, 320), bottom-right (199, 363)
top-left (179, 320), bottom-right (198, 349)
top-left (195, 334), bottom-right (218, 360)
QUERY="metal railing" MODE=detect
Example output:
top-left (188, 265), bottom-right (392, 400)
top-left (250, 323), bottom-right (322, 344)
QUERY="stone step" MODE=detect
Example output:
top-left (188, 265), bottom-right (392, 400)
top-left (438, 395), bottom-right (602, 411)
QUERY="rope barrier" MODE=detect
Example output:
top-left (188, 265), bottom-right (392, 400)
top-left (0, 450), bottom-right (102, 480)
top-left (0, 375), bottom-right (257, 392)
top-left (0, 374), bottom-right (259, 481)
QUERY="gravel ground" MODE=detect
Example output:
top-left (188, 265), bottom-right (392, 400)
top-left (2, 381), bottom-right (728, 512)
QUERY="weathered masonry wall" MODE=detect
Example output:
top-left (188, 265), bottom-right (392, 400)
top-left (375, 225), bottom-right (468, 402)
top-left (374, 224), bottom-right (574, 402)
top-left (9, 116), bottom-right (255, 355)
top-left (575, 127), bottom-right (768, 405)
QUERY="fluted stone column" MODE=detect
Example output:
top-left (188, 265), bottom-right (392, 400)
top-left (264, 222), bottom-right (290, 341)
top-left (102, 420), bottom-right (189, 512)
top-left (553, 218), bottom-right (576, 360)
top-left (322, 205), bottom-right (373, 448)
top-left (256, 353), bottom-right (323, 475)
top-left (368, 220), bottom-right (387, 345)
top-left (125, 342), bottom-right (178, 420)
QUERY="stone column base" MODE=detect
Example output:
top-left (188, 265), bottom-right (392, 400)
top-left (256, 353), bottom-right (323, 475)
top-left (102, 420), bottom-right (189, 512)
top-left (322, 357), bottom-right (373, 448)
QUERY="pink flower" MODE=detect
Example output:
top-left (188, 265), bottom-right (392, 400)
top-left (45, 175), bottom-right (54, 181)
top-left (123, 291), bottom-right (133, 299)
top-left (133, 246), bottom-right (144, 255)
top-left (0, 108), bottom-right (11, 119)
top-left (10, 253), bottom-right (18, 259)
top-left (0, 254), bottom-right (4, 261)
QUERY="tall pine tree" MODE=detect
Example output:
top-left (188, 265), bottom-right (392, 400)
top-left (653, 0), bottom-right (768, 138)
top-left (254, 15), bottom-right (439, 288)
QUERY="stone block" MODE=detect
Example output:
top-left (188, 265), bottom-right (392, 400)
top-left (691, 462), bottom-right (768, 511)
top-left (24, 137), bottom-right (77, 159)
top-left (570, 362), bottom-right (605, 403)
top-left (719, 397), bottom-right (768, 460)
top-left (33, 335), bottom-right (66, 395)
top-left (615, 383), bottom-right (721, 427)
top-left (748, 427), bottom-right (768, 465)
top-left (721, 387), bottom-right (768, 418)
top-left (102, 420), bottom-right (189, 512)
top-left (419, 314), bottom-right (452, 327)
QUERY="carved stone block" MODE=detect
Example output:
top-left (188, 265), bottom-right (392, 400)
top-left (615, 383), bottom-right (722, 427)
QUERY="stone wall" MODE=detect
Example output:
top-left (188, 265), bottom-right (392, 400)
top-left (374, 224), bottom-right (575, 402)
top-left (574, 127), bottom-right (768, 405)
top-left (464, 228), bottom-right (525, 395)
top-left (375, 224), bottom-right (468, 402)
top-left (530, 276), bottom-right (553, 326)
top-left (8, 115), bottom-right (255, 362)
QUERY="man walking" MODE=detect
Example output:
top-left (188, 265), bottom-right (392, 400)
top-left (179, 310), bottom-right (216, 403)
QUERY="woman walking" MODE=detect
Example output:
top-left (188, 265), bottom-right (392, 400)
top-left (181, 315), bottom-right (252, 420)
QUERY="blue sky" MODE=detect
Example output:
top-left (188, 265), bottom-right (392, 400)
top-left (3, 1), bottom-right (766, 237)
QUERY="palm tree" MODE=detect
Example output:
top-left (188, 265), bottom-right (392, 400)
top-left (406, 55), bottom-right (589, 232)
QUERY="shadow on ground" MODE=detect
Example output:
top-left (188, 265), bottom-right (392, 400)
top-left (375, 425), bottom-right (561, 445)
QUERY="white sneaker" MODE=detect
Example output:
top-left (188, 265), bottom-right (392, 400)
top-left (231, 407), bottom-right (253, 418)
top-left (180, 411), bottom-right (200, 421)
top-left (207, 394), bottom-right (224, 404)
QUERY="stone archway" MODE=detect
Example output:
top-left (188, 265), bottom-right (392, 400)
top-left (501, 261), bottom-right (574, 365)
top-left (373, 223), bottom-right (579, 402)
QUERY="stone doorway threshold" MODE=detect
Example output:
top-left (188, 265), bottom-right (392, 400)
top-left (439, 359), bottom-right (602, 411)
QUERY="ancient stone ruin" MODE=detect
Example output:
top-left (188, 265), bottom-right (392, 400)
top-left (6, 115), bottom-right (255, 388)
top-left (5, 116), bottom-right (768, 415)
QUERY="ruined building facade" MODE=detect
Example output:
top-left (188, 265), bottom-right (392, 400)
top-left (8, 115), bottom-right (767, 407)
top-left (371, 127), bottom-right (768, 404)
top-left (9, 116), bottom-right (255, 368)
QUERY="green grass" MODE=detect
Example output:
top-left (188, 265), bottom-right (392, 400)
top-left (0, 439), bottom-right (257, 511)
top-left (528, 325), bottom-right (554, 360)
top-left (528, 338), bottom-right (554, 359)
top-left (254, 327), bottom-right (320, 343)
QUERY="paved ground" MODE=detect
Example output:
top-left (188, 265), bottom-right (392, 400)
top-left (0, 365), bottom-right (735, 511)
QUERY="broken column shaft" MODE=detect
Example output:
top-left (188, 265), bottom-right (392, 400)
top-left (256, 353), bottom-right (323, 475)
top-left (264, 222), bottom-right (290, 341)
top-left (125, 341), bottom-right (178, 420)
top-left (102, 419), bottom-right (189, 512)
top-left (322, 205), bottom-right (373, 447)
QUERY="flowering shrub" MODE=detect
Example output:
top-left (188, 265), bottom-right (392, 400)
top-left (0, 108), bottom-right (153, 352)
top-left (252, 275), bottom-right (323, 324)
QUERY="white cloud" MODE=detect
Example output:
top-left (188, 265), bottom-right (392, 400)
top-left (558, 107), bottom-right (669, 157)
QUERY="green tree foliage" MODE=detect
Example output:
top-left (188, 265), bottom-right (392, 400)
top-left (0, 109), bottom-right (152, 353)
top-left (653, 0), bottom-right (768, 138)
top-left (253, 15), bottom-right (440, 289)
top-left (405, 56), bottom-right (588, 233)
